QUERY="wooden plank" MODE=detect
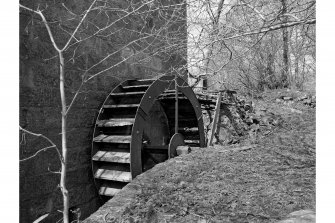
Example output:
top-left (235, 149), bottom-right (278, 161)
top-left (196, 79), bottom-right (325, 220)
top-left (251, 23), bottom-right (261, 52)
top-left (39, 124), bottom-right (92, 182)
top-left (142, 145), bottom-right (168, 154)
top-left (103, 104), bottom-right (139, 108)
top-left (93, 134), bottom-right (132, 143)
top-left (159, 92), bottom-right (185, 99)
top-left (143, 145), bottom-right (168, 150)
top-left (127, 79), bottom-right (155, 86)
top-left (122, 84), bottom-right (150, 89)
top-left (179, 127), bottom-right (199, 133)
top-left (96, 118), bottom-right (135, 127)
top-left (94, 169), bottom-right (132, 182)
top-left (110, 91), bottom-right (145, 96)
top-left (92, 151), bottom-right (130, 163)
top-left (175, 83), bottom-right (179, 134)
top-left (183, 135), bottom-right (200, 140)
top-left (99, 186), bottom-right (121, 196)
top-left (207, 92), bottom-right (222, 146)
top-left (184, 139), bottom-right (200, 144)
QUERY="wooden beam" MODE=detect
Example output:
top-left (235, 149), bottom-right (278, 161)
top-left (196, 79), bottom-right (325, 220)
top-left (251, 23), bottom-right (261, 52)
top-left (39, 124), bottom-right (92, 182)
top-left (207, 92), bottom-right (222, 146)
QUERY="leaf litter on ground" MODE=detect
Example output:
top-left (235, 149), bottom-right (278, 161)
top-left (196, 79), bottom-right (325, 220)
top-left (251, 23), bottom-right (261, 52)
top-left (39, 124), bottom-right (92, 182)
top-left (119, 91), bottom-right (315, 223)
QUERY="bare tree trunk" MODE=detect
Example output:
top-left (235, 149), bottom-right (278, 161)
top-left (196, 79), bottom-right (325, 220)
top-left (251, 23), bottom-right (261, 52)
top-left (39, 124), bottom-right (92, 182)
top-left (294, 56), bottom-right (299, 88)
top-left (59, 52), bottom-right (69, 223)
top-left (203, 0), bottom-right (226, 89)
top-left (19, 3), bottom-right (97, 221)
top-left (301, 57), bottom-right (306, 90)
top-left (281, 0), bottom-right (289, 87)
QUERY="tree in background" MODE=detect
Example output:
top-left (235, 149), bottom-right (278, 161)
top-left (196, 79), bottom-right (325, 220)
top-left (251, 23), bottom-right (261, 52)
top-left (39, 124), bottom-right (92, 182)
top-left (280, 0), bottom-right (289, 87)
top-left (187, 0), bottom-right (315, 93)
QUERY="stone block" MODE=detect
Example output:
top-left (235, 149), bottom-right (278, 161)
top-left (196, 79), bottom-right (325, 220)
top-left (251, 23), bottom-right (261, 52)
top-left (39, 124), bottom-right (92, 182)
top-left (66, 127), bottom-right (93, 148)
top-left (67, 108), bottom-right (99, 128)
top-left (66, 165), bottom-right (93, 187)
top-left (20, 106), bottom-right (99, 130)
top-left (20, 87), bottom-right (60, 108)
top-left (67, 145), bottom-right (92, 169)
top-left (20, 193), bottom-right (60, 223)
top-left (74, 197), bottom-right (102, 221)
top-left (20, 144), bottom-right (92, 177)
top-left (20, 173), bottom-right (60, 202)
top-left (68, 183), bottom-right (98, 207)
top-left (20, 106), bottom-right (62, 132)
top-left (20, 148), bottom-right (61, 177)
top-left (66, 89), bottom-right (108, 109)
top-left (20, 86), bottom-right (110, 109)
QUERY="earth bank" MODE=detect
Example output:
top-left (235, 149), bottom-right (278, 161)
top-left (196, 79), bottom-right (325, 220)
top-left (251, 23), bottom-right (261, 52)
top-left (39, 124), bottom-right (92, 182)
top-left (84, 90), bottom-right (315, 223)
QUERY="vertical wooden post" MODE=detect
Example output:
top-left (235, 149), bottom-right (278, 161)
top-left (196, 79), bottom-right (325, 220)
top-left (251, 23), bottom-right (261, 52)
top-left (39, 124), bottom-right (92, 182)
top-left (175, 76), bottom-right (179, 134)
top-left (207, 91), bottom-right (222, 146)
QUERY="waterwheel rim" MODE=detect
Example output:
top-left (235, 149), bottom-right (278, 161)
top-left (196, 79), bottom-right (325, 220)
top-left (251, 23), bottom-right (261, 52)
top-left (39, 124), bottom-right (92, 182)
top-left (91, 75), bottom-right (205, 199)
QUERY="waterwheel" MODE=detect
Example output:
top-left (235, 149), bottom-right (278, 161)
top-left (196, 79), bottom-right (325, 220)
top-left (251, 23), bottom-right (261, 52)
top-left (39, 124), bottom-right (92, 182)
top-left (91, 75), bottom-right (205, 199)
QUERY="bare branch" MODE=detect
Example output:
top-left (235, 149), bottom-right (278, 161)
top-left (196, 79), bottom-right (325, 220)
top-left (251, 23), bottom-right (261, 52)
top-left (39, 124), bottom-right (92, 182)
top-left (65, 81), bottom-right (85, 115)
top-left (240, 0), bottom-right (266, 21)
top-left (282, 13), bottom-right (299, 21)
top-left (66, 0), bottom-right (156, 50)
top-left (20, 145), bottom-right (57, 162)
top-left (215, 0), bottom-right (226, 24)
top-left (61, 0), bottom-right (98, 51)
top-left (48, 166), bottom-right (61, 175)
top-left (19, 126), bottom-right (62, 162)
top-left (221, 18), bottom-right (315, 41)
top-left (32, 213), bottom-right (49, 223)
top-left (20, 4), bottom-right (39, 13)
top-left (20, 4), bottom-right (61, 52)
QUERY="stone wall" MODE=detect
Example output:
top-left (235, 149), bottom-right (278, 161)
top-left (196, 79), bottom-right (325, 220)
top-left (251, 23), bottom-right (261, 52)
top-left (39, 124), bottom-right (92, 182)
top-left (19, 0), bottom-right (186, 222)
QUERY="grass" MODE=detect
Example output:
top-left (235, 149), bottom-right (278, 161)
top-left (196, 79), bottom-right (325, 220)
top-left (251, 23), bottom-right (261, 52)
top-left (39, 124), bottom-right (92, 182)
top-left (118, 94), bottom-right (315, 223)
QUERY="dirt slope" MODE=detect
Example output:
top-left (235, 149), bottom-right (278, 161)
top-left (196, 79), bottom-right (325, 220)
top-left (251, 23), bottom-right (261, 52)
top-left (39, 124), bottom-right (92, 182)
top-left (85, 91), bottom-right (315, 223)
top-left (117, 94), bottom-right (315, 223)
